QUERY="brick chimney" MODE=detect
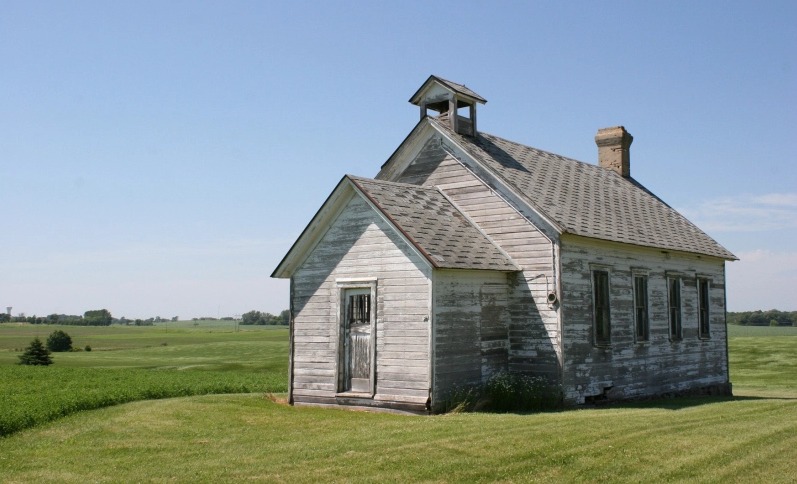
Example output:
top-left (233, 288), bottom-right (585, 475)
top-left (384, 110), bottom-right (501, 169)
top-left (595, 126), bottom-right (633, 178)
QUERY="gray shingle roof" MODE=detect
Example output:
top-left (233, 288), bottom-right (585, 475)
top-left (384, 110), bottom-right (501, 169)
top-left (431, 118), bottom-right (736, 260)
top-left (349, 176), bottom-right (519, 271)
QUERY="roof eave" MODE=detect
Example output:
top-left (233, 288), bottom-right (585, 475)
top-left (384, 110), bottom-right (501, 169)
top-left (560, 232), bottom-right (738, 262)
top-left (270, 176), bottom-right (354, 279)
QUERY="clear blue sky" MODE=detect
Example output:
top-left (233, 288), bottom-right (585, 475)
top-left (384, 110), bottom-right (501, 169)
top-left (2, 1), bottom-right (795, 319)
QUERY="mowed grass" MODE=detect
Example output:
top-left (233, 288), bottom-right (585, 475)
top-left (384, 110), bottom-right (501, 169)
top-left (0, 324), bottom-right (795, 482)
top-left (0, 394), bottom-right (795, 482)
top-left (0, 323), bottom-right (288, 436)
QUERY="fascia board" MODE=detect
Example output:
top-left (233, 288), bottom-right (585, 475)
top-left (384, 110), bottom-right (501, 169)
top-left (560, 232), bottom-right (734, 263)
top-left (408, 75), bottom-right (442, 105)
top-left (270, 177), bottom-right (356, 278)
top-left (376, 117), bottom-right (436, 178)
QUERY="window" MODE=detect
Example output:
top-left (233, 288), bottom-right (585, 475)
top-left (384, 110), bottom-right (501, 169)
top-left (698, 278), bottom-right (710, 338)
top-left (633, 275), bottom-right (649, 342)
top-left (593, 270), bottom-right (611, 345)
top-left (668, 277), bottom-right (682, 340)
top-left (348, 293), bottom-right (370, 325)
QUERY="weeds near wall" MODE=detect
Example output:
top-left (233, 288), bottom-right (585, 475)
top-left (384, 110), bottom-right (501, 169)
top-left (442, 372), bottom-right (562, 414)
top-left (483, 372), bottom-right (562, 412)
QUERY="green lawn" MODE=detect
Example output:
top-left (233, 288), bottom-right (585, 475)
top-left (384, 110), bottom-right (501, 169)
top-left (0, 323), bottom-right (795, 482)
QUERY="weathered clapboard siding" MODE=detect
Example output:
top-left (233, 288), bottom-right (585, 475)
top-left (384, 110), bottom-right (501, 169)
top-left (396, 137), bottom-right (561, 382)
top-left (279, 79), bottom-right (735, 413)
top-left (432, 270), bottom-right (511, 410)
top-left (559, 234), bottom-right (730, 404)
top-left (291, 193), bottom-right (432, 406)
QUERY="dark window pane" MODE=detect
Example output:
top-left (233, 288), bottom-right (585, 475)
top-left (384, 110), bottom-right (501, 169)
top-left (348, 294), bottom-right (370, 324)
top-left (698, 279), bottom-right (710, 338)
top-left (634, 276), bottom-right (649, 341)
top-left (593, 271), bottom-right (611, 344)
top-left (668, 278), bottom-right (681, 340)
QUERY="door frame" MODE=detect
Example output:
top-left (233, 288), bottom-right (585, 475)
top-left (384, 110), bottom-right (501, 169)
top-left (335, 278), bottom-right (377, 397)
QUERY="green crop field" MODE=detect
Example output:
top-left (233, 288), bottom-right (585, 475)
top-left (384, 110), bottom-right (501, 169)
top-left (0, 323), bottom-right (795, 482)
top-left (0, 323), bottom-right (288, 436)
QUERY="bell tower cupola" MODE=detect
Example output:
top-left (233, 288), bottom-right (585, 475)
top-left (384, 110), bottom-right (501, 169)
top-left (409, 75), bottom-right (486, 136)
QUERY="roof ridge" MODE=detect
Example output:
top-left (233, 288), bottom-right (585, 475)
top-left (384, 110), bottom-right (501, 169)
top-left (348, 174), bottom-right (437, 191)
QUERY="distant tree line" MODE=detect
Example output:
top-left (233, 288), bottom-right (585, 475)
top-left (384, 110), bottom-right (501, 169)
top-left (240, 310), bottom-right (290, 326)
top-left (120, 316), bottom-right (179, 326)
top-left (0, 310), bottom-right (180, 326)
top-left (728, 310), bottom-right (797, 327)
top-left (0, 309), bottom-right (114, 326)
top-left (1, 309), bottom-right (290, 326)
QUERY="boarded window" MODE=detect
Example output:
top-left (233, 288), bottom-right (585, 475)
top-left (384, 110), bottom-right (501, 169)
top-left (634, 275), bottom-right (649, 342)
top-left (668, 277), bottom-right (682, 340)
top-left (698, 278), bottom-right (710, 338)
top-left (593, 270), bottom-right (611, 345)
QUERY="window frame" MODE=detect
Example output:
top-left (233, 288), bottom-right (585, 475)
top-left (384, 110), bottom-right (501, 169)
top-left (697, 277), bottom-right (711, 339)
top-left (667, 275), bottom-right (683, 341)
top-left (632, 271), bottom-right (650, 343)
top-left (591, 268), bottom-right (612, 347)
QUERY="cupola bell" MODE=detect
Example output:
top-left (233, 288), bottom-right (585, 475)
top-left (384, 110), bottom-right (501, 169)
top-left (409, 75), bottom-right (486, 136)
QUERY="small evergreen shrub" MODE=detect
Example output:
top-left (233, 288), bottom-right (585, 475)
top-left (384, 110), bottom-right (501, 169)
top-left (84, 345), bottom-right (92, 352)
top-left (18, 337), bottom-right (53, 366)
top-left (46, 330), bottom-right (73, 352)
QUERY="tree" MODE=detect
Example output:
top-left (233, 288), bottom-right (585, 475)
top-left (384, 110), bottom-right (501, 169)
top-left (0, 313), bottom-right (9, 323)
top-left (241, 309), bottom-right (290, 325)
top-left (18, 337), bottom-right (53, 366)
top-left (241, 310), bottom-right (264, 325)
top-left (84, 309), bottom-right (113, 326)
top-left (46, 330), bottom-right (73, 352)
